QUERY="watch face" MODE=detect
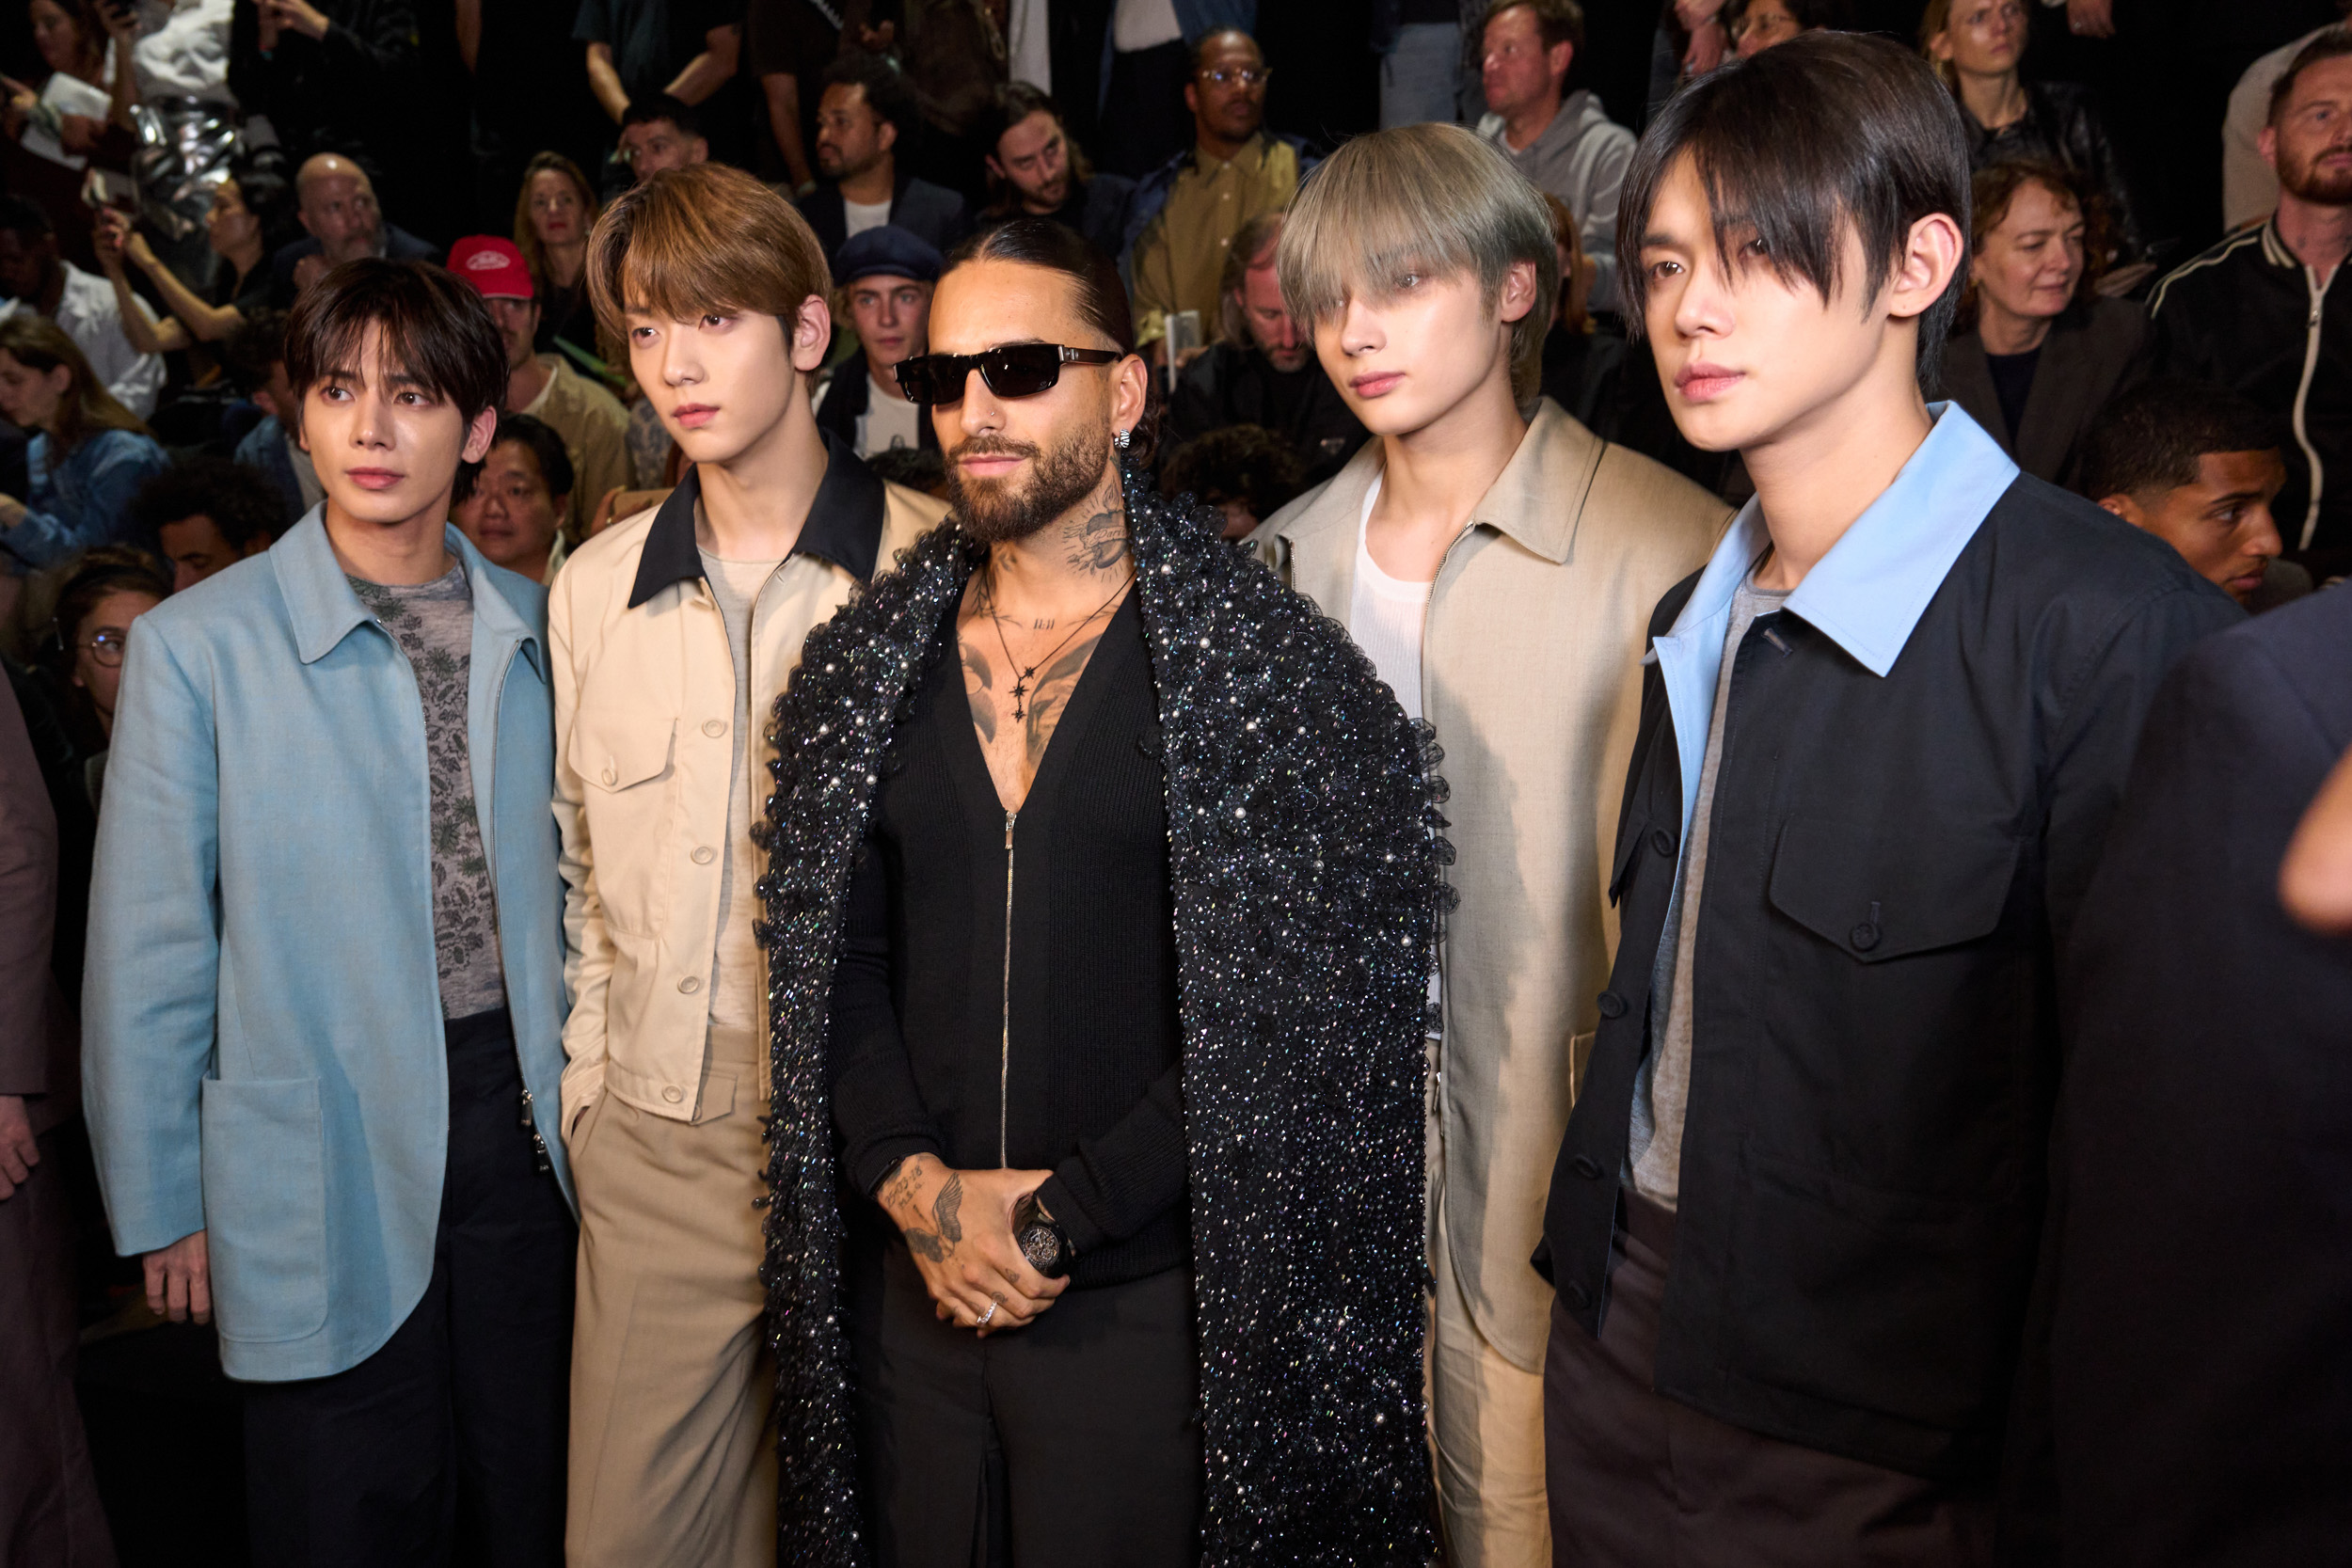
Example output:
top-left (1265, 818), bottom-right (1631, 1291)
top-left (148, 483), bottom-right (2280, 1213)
top-left (1018, 1222), bottom-right (1066, 1278)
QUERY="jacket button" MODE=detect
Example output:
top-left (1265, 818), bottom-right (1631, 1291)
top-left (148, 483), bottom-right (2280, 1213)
top-left (704, 719), bottom-right (727, 737)
top-left (1564, 1280), bottom-right (1592, 1309)
top-left (661, 1085), bottom-right (684, 1104)
top-left (1597, 991), bottom-right (1627, 1020)
top-left (600, 765), bottom-right (617, 785)
top-left (1570, 1155), bottom-right (1602, 1180)
top-left (678, 975), bottom-right (703, 994)
top-left (691, 846), bottom-right (716, 864)
top-left (1649, 828), bottom-right (1675, 857)
top-left (1849, 922), bottom-right (1882, 952)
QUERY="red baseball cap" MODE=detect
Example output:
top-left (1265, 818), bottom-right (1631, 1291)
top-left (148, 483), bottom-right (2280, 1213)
top-left (448, 236), bottom-right (533, 301)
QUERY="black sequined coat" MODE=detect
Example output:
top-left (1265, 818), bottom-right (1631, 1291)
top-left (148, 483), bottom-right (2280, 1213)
top-left (756, 469), bottom-right (1445, 1566)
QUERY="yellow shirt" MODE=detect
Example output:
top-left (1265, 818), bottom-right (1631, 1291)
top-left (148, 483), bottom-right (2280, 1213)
top-left (1130, 133), bottom-right (1303, 347)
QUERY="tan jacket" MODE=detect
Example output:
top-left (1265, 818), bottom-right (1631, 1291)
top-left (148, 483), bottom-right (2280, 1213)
top-left (1254, 401), bottom-right (1728, 1370)
top-left (520, 354), bottom-right (633, 540)
top-left (550, 452), bottom-right (945, 1131)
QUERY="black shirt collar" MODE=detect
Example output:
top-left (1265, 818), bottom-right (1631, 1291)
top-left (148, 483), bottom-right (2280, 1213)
top-left (627, 429), bottom-right (888, 608)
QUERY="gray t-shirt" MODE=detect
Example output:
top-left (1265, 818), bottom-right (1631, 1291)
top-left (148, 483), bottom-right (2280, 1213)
top-left (349, 565), bottom-right (507, 1021)
top-left (1628, 568), bottom-right (1789, 1210)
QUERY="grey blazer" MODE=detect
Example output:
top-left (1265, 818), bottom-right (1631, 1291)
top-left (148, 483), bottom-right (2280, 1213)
top-left (1943, 294), bottom-right (2150, 487)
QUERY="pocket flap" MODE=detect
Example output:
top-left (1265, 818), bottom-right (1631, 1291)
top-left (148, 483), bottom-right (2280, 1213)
top-left (1768, 816), bottom-right (2018, 963)
top-left (570, 712), bottom-right (676, 792)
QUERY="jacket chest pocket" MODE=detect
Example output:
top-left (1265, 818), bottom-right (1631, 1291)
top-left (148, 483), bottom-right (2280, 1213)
top-left (1767, 816), bottom-right (2019, 963)
top-left (569, 711), bottom-right (680, 937)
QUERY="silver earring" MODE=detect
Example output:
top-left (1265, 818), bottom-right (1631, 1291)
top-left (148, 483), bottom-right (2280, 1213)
top-left (1114, 427), bottom-right (1132, 451)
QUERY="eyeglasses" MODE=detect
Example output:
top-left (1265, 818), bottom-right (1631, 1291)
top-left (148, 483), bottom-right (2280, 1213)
top-left (77, 628), bottom-right (131, 668)
top-left (893, 343), bottom-right (1122, 406)
top-left (1199, 67), bottom-right (1269, 87)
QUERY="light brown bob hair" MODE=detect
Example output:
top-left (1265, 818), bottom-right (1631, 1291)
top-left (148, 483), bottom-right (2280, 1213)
top-left (1277, 123), bottom-right (1558, 411)
top-left (585, 163), bottom-right (832, 344)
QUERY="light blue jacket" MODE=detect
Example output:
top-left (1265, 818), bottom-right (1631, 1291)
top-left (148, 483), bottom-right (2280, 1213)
top-left (82, 509), bottom-right (574, 1383)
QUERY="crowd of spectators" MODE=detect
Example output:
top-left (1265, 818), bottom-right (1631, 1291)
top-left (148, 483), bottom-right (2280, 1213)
top-left (3, 0), bottom-right (2351, 1559)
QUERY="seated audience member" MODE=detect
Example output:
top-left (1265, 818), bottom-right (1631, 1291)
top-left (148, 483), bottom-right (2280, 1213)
top-left (1943, 162), bottom-right (2146, 486)
top-left (2222, 6), bottom-right (2346, 230)
top-left (799, 51), bottom-right (968, 260)
top-left (41, 543), bottom-right (167, 804)
top-left (2153, 29), bottom-right (2352, 580)
top-left (515, 151), bottom-right (603, 361)
top-left (979, 81), bottom-right (1136, 259)
top-left (266, 153), bottom-right (439, 307)
top-left (455, 411), bottom-right (571, 583)
top-left (862, 439), bottom-right (946, 498)
top-left (93, 164), bottom-right (288, 355)
top-left (0, 195), bottom-right (163, 420)
top-left (2, 0), bottom-right (129, 170)
top-left (1727, 0), bottom-right (1851, 57)
top-left (813, 224), bottom-right (938, 458)
top-left (2049, 583), bottom-right (2352, 1566)
top-left (1919, 0), bottom-right (2144, 276)
top-left (225, 309), bottom-right (320, 531)
top-left (227, 0), bottom-right (421, 212)
top-left (1164, 211), bottom-right (1365, 485)
top-left (1127, 29), bottom-right (1311, 356)
top-left (617, 94), bottom-right (709, 185)
top-left (0, 316), bottom-right (168, 576)
top-left (1539, 189), bottom-right (1627, 430)
top-left (129, 455), bottom-right (286, 593)
top-left (1475, 1), bottom-right (1635, 313)
top-left (2075, 377), bottom-right (2304, 610)
top-left (1162, 422), bottom-right (1303, 539)
top-left (447, 235), bottom-right (630, 541)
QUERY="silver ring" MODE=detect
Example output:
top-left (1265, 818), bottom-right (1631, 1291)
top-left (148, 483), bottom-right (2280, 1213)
top-left (976, 1302), bottom-right (997, 1326)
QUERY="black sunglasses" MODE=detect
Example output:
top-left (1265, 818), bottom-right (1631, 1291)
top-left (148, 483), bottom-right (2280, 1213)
top-left (893, 343), bottom-right (1122, 406)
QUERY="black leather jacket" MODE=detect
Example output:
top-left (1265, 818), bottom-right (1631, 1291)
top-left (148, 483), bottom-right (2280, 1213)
top-left (1962, 80), bottom-right (2144, 264)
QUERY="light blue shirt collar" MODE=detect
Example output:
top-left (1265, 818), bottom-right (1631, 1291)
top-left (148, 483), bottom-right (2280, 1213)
top-left (1648, 404), bottom-right (2019, 847)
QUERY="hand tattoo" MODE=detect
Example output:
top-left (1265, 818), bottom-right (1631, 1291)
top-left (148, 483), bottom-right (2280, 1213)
top-left (907, 1228), bottom-right (946, 1262)
top-left (934, 1173), bottom-right (964, 1245)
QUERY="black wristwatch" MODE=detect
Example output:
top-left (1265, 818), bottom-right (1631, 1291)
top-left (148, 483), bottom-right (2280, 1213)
top-left (1013, 1192), bottom-right (1073, 1279)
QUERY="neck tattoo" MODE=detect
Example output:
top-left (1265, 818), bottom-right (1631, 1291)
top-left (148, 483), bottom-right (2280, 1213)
top-left (982, 562), bottom-right (1133, 721)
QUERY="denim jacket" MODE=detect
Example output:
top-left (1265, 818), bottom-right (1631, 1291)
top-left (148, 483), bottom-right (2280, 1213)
top-left (82, 510), bottom-right (573, 1383)
top-left (0, 428), bottom-right (170, 574)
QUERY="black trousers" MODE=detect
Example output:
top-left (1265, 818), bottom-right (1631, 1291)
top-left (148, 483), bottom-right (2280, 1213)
top-left (852, 1243), bottom-right (1201, 1568)
top-left (244, 1009), bottom-right (575, 1568)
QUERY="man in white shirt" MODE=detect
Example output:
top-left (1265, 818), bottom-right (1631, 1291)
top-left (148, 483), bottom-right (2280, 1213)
top-left (813, 225), bottom-right (939, 459)
top-left (0, 197), bottom-right (165, 419)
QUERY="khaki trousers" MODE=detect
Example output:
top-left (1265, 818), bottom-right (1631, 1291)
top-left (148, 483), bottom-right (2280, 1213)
top-left (566, 1034), bottom-right (774, 1568)
top-left (1428, 1051), bottom-right (1550, 1568)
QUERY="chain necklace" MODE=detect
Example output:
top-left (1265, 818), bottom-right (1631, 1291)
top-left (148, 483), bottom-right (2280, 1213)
top-left (980, 562), bottom-right (1135, 721)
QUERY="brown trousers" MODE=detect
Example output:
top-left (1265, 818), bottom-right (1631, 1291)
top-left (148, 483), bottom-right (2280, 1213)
top-left (0, 1128), bottom-right (116, 1568)
top-left (1543, 1195), bottom-right (1993, 1568)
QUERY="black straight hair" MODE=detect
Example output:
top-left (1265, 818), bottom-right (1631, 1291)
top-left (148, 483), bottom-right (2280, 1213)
top-left (2074, 377), bottom-right (2290, 503)
top-left (1615, 30), bottom-right (1973, 388)
top-left (825, 50), bottom-right (919, 141)
top-left (489, 410), bottom-right (577, 500)
top-left (283, 259), bottom-right (507, 435)
top-left (622, 92), bottom-right (704, 139)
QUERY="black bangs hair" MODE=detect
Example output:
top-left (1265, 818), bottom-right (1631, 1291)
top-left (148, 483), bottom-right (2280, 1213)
top-left (283, 258), bottom-right (508, 434)
top-left (1615, 30), bottom-right (1973, 387)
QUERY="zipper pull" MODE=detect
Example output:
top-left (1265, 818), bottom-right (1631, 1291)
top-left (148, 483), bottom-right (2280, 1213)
top-left (1005, 809), bottom-right (1016, 848)
top-left (518, 1085), bottom-right (535, 1132)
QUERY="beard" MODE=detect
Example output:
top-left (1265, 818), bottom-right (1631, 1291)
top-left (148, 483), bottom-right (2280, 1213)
top-left (2280, 142), bottom-right (2352, 205)
top-left (946, 420), bottom-right (1112, 545)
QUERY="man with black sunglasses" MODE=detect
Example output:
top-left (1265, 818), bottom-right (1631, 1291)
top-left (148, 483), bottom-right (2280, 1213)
top-left (760, 216), bottom-right (1445, 1567)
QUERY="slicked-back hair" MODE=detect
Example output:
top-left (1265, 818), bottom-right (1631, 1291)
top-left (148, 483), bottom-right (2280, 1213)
top-left (1278, 122), bottom-right (1559, 411)
top-left (284, 259), bottom-right (507, 436)
top-left (1616, 30), bottom-right (1972, 388)
top-left (940, 217), bottom-right (1157, 462)
top-left (2075, 377), bottom-right (2289, 503)
top-left (586, 162), bottom-right (832, 347)
top-left (2270, 26), bottom-right (2352, 127)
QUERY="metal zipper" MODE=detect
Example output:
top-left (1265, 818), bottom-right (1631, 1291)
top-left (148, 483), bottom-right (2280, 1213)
top-left (1000, 807), bottom-right (1016, 1168)
top-left (2293, 262), bottom-right (2335, 549)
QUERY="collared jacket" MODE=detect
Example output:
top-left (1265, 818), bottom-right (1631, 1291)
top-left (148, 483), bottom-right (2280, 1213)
top-left (0, 427), bottom-right (170, 574)
top-left (1122, 129), bottom-right (1316, 342)
top-left (1942, 295), bottom-right (2148, 487)
top-left (1539, 407), bottom-right (2241, 1481)
top-left (1254, 401), bottom-right (1728, 1373)
top-left (82, 511), bottom-right (574, 1383)
top-left (796, 173), bottom-right (971, 266)
top-left (549, 437), bottom-right (943, 1134)
top-left (2152, 216), bottom-right (2352, 567)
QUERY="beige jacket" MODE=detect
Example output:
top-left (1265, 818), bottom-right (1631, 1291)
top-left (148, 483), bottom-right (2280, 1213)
top-left (1254, 401), bottom-right (1728, 1370)
top-left (550, 455), bottom-right (945, 1132)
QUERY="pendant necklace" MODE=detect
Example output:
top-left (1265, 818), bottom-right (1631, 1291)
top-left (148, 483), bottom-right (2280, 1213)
top-left (982, 562), bottom-right (1134, 721)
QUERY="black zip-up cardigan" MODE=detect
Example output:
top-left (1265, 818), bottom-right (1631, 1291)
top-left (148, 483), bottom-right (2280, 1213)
top-left (829, 594), bottom-right (1188, 1286)
top-left (1537, 476), bottom-right (2241, 1483)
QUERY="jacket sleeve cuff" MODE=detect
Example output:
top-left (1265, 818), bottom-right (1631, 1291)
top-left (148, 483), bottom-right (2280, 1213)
top-left (853, 1136), bottom-right (943, 1200)
top-left (1034, 1171), bottom-right (1112, 1258)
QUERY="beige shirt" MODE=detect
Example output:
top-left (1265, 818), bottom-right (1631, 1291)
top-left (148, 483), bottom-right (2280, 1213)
top-left (521, 354), bottom-right (633, 540)
top-left (1254, 401), bottom-right (1728, 1370)
top-left (550, 464), bottom-right (946, 1131)
top-left (1129, 133), bottom-right (1302, 347)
